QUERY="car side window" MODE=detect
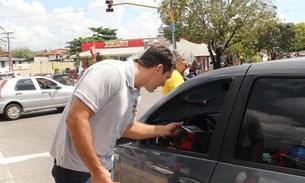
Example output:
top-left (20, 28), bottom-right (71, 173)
top-left (36, 78), bottom-right (58, 90)
top-left (143, 78), bottom-right (232, 154)
top-left (15, 78), bottom-right (36, 91)
top-left (235, 78), bottom-right (305, 171)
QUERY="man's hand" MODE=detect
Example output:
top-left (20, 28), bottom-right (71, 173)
top-left (162, 122), bottom-right (184, 136)
top-left (90, 168), bottom-right (120, 183)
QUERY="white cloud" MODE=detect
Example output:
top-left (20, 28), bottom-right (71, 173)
top-left (0, 0), bottom-right (163, 51)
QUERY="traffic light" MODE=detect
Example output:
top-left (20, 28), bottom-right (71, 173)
top-left (106, 0), bottom-right (114, 12)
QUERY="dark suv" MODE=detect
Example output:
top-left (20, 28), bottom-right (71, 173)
top-left (114, 57), bottom-right (305, 183)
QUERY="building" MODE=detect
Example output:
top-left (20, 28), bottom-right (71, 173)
top-left (34, 48), bottom-right (71, 63)
top-left (79, 38), bottom-right (168, 61)
top-left (174, 39), bottom-right (214, 71)
top-left (0, 56), bottom-right (28, 73)
top-left (78, 38), bottom-right (214, 72)
top-left (0, 50), bottom-right (9, 57)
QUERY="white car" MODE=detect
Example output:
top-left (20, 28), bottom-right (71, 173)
top-left (0, 76), bottom-right (75, 120)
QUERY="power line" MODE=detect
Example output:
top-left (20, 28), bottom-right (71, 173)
top-left (0, 6), bottom-right (106, 19)
top-left (0, 5), bottom-right (161, 19)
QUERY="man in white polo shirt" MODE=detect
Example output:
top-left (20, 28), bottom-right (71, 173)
top-left (50, 45), bottom-right (182, 183)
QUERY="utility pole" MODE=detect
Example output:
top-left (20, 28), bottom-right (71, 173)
top-left (0, 26), bottom-right (14, 72)
top-left (5, 32), bottom-right (14, 72)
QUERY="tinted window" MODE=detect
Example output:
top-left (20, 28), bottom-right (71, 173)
top-left (143, 79), bottom-right (232, 154)
top-left (235, 78), bottom-right (305, 171)
top-left (15, 78), bottom-right (36, 91)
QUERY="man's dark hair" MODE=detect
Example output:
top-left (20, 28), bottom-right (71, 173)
top-left (135, 45), bottom-right (175, 73)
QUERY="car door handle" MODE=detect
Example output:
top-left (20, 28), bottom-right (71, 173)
top-left (179, 177), bottom-right (201, 183)
top-left (41, 91), bottom-right (51, 95)
top-left (15, 92), bottom-right (22, 95)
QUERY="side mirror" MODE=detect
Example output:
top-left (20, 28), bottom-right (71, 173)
top-left (56, 85), bottom-right (62, 89)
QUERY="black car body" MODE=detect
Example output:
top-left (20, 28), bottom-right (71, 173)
top-left (114, 57), bottom-right (305, 183)
top-left (53, 73), bottom-right (74, 86)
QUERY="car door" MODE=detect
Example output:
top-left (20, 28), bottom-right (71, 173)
top-left (210, 73), bottom-right (305, 182)
top-left (34, 77), bottom-right (68, 107)
top-left (114, 76), bottom-right (243, 183)
top-left (13, 78), bottom-right (42, 110)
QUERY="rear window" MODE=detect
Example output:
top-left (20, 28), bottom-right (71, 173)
top-left (15, 78), bottom-right (36, 91)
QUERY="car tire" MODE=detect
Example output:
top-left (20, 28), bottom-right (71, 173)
top-left (4, 104), bottom-right (22, 120)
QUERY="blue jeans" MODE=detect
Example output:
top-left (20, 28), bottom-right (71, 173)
top-left (52, 159), bottom-right (113, 183)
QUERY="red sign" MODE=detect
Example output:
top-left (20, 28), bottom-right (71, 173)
top-left (81, 39), bottom-right (148, 52)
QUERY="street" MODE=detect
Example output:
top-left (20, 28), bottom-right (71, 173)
top-left (0, 88), bottom-right (162, 183)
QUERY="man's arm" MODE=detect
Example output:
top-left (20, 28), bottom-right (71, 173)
top-left (122, 121), bottom-right (183, 140)
top-left (65, 96), bottom-right (113, 183)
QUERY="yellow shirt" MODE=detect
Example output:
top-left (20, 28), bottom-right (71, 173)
top-left (162, 70), bottom-right (184, 96)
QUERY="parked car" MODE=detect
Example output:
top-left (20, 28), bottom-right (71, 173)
top-left (0, 71), bottom-right (21, 79)
top-left (53, 73), bottom-right (74, 86)
top-left (34, 72), bottom-right (53, 79)
top-left (0, 76), bottom-right (75, 120)
top-left (114, 57), bottom-right (305, 183)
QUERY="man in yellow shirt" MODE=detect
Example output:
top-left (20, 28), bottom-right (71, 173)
top-left (162, 50), bottom-right (186, 95)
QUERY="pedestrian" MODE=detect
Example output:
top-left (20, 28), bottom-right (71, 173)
top-left (50, 45), bottom-right (183, 183)
top-left (162, 49), bottom-right (186, 96)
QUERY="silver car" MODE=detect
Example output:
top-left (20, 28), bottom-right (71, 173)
top-left (0, 76), bottom-right (75, 120)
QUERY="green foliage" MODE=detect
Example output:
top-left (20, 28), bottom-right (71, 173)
top-left (11, 47), bottom-right (35, 59)
top-left (294, 23), bottom-right (305, 51)
top-left (65, 26), bottom-right (118, 70)
top-left (159, 0), bottom-right (277, 69)
top-left (66, 26), bottom-right (118, 55)
top-left (256, 21), bottom-right (296, 59)
top-left (54, 68), bottom-right (60, 74)
top-left (240, 57), bottom-right (246, 64)
top-left (88, 27), bottom-right (117, 41)
top-left (251, 55), bottom-right (262, 63)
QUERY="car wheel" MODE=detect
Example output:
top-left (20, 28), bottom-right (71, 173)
top-left (4, 104), bottom-right (22, 120)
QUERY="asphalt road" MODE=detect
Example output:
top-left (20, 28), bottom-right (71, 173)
top-left (0, 87), bottom-right (162, 183)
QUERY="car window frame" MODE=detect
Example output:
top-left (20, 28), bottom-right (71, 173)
top-left (221, 74), bottom-right (305, 177)
top-left (14, 78), bottom-right (36, 91)
top-left (36, 77), bottom-right (60, 90)
top-left (136, 76), bottom-right (242, 160)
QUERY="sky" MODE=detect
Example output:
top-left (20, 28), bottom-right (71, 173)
top-left (0, 0), bottom-right (303, 52)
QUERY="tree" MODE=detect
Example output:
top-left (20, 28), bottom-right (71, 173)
top-left (11, 47), bottom-right (34, 59)
top-left (66, 26), bottom-right (118, 55)
top-left (88, 27), bottom-right (117, 41)
top-left (160, 0), bottom-right (277, 69)
top-left (294, 23), bottom-right (305, 51)
top-left (256, 21), bottom-right (296, 59)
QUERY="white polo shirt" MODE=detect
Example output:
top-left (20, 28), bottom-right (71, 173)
top-left (50, 59), bottom-right (141, 172)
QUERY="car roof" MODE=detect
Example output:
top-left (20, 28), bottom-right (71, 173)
top-left (2, 76), bottom-right (57, 82)
top-left (140, 57), bottom-right (305, 121)
top-left (247, 57), bottom-right (305, 75)
top-left (192, 57), bottom-right (305, 82)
